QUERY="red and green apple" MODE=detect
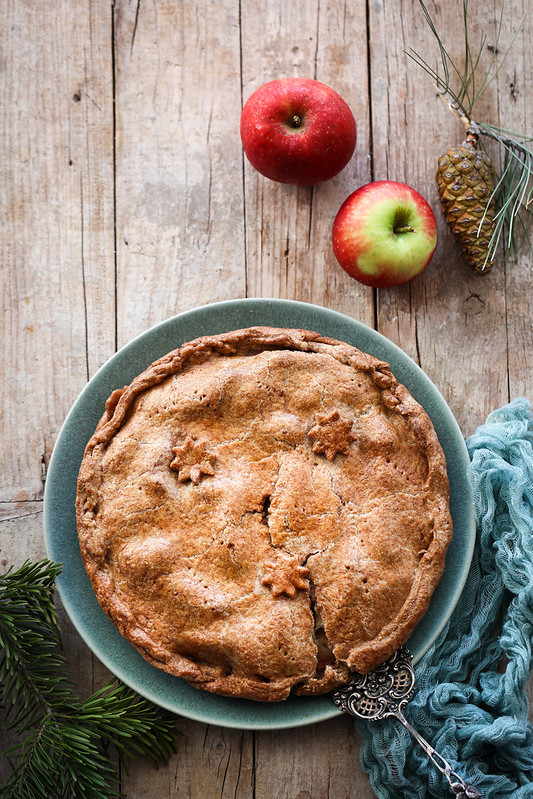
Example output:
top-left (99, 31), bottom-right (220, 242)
top-left (240, 78), bottom-right (356, 186)
top-left (332, 181), bottom-right (438, 288)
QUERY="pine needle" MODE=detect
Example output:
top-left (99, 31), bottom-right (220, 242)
top-left (0, 560), bottom-right (180, 799)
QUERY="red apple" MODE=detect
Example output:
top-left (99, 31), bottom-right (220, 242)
top-left (240, 78), bottom-right (356, 186)
top-left (332, 181), bottom-right (438, 288)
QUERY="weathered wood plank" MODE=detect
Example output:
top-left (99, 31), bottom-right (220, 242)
top-left (113, 0), bottom-right (246, 347)
top-left (0, 0), bottom-right (116, 732)
top-left (0, 0), bottom-right (115, 785)
top-left (254, 715), bottom-right (375, 799)
top-left (496, 0), bottom-right (533, 406)
top-left (0, 0), bottom-right (115, 505)
top-left (113, 2), bottom-right (251, 796)
top-left (169, 723), bottom-right (254, 799)
top-left (0, 503), bottom-right (46, 569)
top-left (241, 0), bottom-right (375, 326)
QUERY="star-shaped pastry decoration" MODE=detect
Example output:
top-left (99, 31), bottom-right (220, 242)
top-left (261, 551), bottom-right (310, 598)
top-left (170, 434), bottom-right (216, 484)
top-left (307, 409), bottom-right (356, 461)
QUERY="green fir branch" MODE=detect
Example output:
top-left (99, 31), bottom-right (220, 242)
top-left (79, 680), bottom-right (179, 768)
top-left (0, 560), bottom-right (71, 732)
top-left (407, 0), bottom-right (533, 270)
top-left (2, 710), bottom-right (120, 799)
top-left (0, 560), bottom-right (180, 799)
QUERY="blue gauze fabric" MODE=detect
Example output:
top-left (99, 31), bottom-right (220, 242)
top-left (357, 398), bottom-right (533, 798)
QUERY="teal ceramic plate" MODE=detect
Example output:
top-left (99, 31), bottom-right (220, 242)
top-left (44, 298), bottom-right (475, 730)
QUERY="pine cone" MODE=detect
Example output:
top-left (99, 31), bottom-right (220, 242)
top-left (436, 131), bottom-right (497, 273)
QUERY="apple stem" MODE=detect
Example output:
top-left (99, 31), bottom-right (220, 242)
top-left (290, 114), bottom-right (302, 128)
top-left (394, 225), bottom-right (415, 234)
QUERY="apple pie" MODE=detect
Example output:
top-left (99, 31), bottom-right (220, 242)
top-left (76, 326), bottom-right (452, 701)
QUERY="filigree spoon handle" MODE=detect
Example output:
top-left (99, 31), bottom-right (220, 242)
top-left (332, 647), bottom-right (482, 799)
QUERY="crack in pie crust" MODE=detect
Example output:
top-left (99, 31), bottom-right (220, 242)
top-left (76, 327), bottom-right (453, 702)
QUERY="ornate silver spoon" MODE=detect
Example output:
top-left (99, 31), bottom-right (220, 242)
top-left (332, 647), bottom-right (482, 799)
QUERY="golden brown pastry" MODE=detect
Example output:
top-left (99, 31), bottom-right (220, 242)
top-left (76, 327), bottom-right (452, 701)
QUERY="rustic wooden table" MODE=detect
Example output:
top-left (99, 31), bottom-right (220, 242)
top-left (2, 1), bottom-right (532, 797)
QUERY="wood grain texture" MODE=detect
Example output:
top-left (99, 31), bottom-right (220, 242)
top-left (1, 0), bottom-right (532, 796)
top-left (0, 0), bottom-right (115, 505)
top-left (241, 0), bottom-right (375, 324)
top-left (113, 0), bottom-right (246, 345)
top-left (0, 2), bottom-right (117, 776)
top-left (497, 0), bottom-right (533, 406)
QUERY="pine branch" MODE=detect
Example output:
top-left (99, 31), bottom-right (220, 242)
top-left (407, 0), bottom-right (533, 269)
top-left (0, 560), bottom-right (180, 799)
top-left (479, 123), bottom-right (533, 261)
top-left (2, 710), bottom-right (119, 799)
top-left (0, 561), bottom-right (71, 731)
top-left (79, 680), bottom-right (179, 768)
top-left (408, 0), bottom-right (523, 118)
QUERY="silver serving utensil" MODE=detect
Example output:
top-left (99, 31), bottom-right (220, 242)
top-left (332, 647), bottom-right (482, 799)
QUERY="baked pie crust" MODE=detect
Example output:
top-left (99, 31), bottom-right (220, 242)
top-left (76, 327), bottom-right (452, 702)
